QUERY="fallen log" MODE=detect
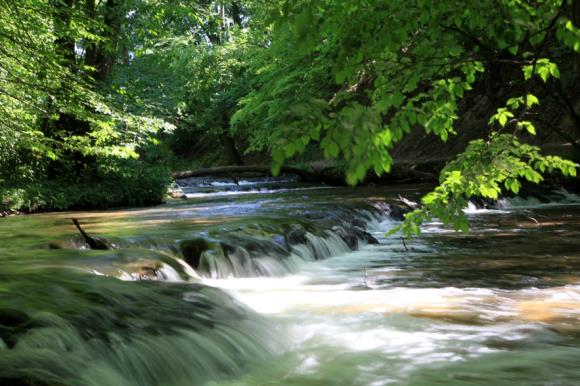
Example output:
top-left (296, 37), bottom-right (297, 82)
top-left (172, 162), bottom-right (439, 186)
top-left (172, 165), bottom-right (347, 186)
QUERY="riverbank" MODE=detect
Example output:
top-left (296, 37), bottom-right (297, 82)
top-left (0, 161), bottom-right (170, 214)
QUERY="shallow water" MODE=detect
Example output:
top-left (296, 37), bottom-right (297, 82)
top-left (1, 179), bottom-right (580, 385)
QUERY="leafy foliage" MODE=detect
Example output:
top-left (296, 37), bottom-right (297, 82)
top-left (1, 158), bottom-right (170, 212)
top-left (232, 0), bottom-right (579, 233)
top-left (1, 0), bottom-right (578, 230)
top-left (0, 0), bottom-right (184, 208)
top-left (393, 133), bottom-right (577, 237)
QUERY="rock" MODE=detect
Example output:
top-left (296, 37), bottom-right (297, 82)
top-left (284, 224), bottom-right (308, 245)
top-left (379, 203), bottom-right (412, 221)
top-left (333, 225), bottom-right (359, 250)
top-left (333, 220), bottom-right (379, 250)
top-left (179, 238), bottom-right (212, 268)
top-left (272, 235), bottom-right (288, 251)
top-left (350, 217), bottom-right (367, 229)
top-left (354, 227), bottom-right (379, 245)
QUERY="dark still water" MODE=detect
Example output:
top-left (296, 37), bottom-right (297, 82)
top-left (1, 178), bottom-right (580, 386)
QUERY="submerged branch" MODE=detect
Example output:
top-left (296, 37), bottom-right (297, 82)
top-left (71, 218), bottom-right (109, 250)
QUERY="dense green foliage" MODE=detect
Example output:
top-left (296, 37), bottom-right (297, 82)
top-left (1, 0), bottom-right (579, 232)
top-left (0, 0), bottom-right (178, 211)
top-left (231, 0), bottom-right (580, 234)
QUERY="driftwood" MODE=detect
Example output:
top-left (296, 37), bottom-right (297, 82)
top-left (71, 218), bottom-right (109, 250)
top-left (172, 165), bottom-right (346, 186)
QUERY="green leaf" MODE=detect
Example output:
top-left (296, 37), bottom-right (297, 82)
top-left (523, 65), bottom-right (533, 80)
top-left (538, 66), bottom-right (550, 82)
top-left (327, 142), bottom-right (339, 158)
top-left (525, 94), bottom-right (539, 108)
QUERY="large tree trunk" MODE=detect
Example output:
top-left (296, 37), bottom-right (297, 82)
top-left (219, 134), bottom-right (245, 166)
top-left (85, 0), bottom-right (122, 81)
top-left (232, 1), bottom-right (243, 27)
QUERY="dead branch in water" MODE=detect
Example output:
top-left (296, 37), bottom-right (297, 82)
top-left (71, 218), bottom-right (109, 250)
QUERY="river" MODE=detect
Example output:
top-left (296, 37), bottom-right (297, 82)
top-left (1, 178), bottom-right (580, 385)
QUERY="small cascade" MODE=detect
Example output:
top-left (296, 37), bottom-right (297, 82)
top-left (178, 215), bottom-right (381, 279)
top-left (463, 188), bottom-right (580, 213)
top-left (175, 175), bottom-right (309, 199)
top-left (40, 173), bottom-right (407, 284)
top-left (495, 187), bottom-right (580, 209)
top-left (43, 204), bottom-right (391, 281)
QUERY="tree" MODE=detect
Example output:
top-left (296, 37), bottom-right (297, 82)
top-left (106, 1), bottom-right (251, 165)
top-left (233, 0), bottom-right (580, 234)
top-left (0, 0), bottom-right (183, 182)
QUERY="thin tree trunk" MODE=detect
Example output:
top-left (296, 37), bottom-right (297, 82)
top-left (220, 112), bottom-right (244, 165)
top-left (574, 0), bottom-right (580, 74)
top-left (232, 1), bottom-right (242, 27)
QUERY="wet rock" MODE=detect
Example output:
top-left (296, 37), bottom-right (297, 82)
top-left (353, 227), bottom-right (379, 245)
top-left (122, 261), bottom-right (162, 280)
top-left (179, 238), bottom-right (212, 268)
top-left (333, 223), bottom-right (379, 250)
top-left (333, 225), bottom-right (358, 249)
top-left (284, 224), bottom-right (308, 245)
top-left (350, 217), bottom-right (367, 229)
top-left (272, 235), bottom-right (288, 251)
top-left (373, 202), bottom-right (413, 221)
top-left (49, 240), bottom-right (70, 249)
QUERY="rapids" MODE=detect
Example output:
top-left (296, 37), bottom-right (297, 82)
top-left (1, 177), bottom-right (580, 385)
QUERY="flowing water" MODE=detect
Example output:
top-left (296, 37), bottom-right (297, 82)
top-left (1, 178), bottom-right (580, 385)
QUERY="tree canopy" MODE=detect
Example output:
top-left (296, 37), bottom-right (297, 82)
top-left (1, 0), bottom-right (579, 232)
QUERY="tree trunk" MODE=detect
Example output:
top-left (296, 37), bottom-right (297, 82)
top-left (84, 0), bottom-right (122, 81)
top-left (219, 134), bottom-right (244, 166)
top-left (53, 0), bottom-right (76, 65)
top-left (232, 1), bottom-right (243, 27)
top-left (573, 0), bottom-right (580, 75)
top-left (219, 101), bottom-right (244, 165)
top-left (219, 110), bottom-right (244, 165)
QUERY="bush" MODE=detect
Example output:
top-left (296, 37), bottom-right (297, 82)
top-left (0, 159), bottom-right (171, 212)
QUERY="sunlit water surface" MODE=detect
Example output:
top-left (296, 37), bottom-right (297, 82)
top-left (1, 179), bottom-right (580, 385)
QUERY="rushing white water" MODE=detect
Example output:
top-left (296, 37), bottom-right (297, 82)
top-left (200, 200), bottom-right (580, 386)
top-left (3, 182), bottom-right (580, 386)
top-left (183, 186), bottom-right (335, 199)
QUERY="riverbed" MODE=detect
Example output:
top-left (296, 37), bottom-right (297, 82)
top-left (1, 179), bottom-right (579, 385)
